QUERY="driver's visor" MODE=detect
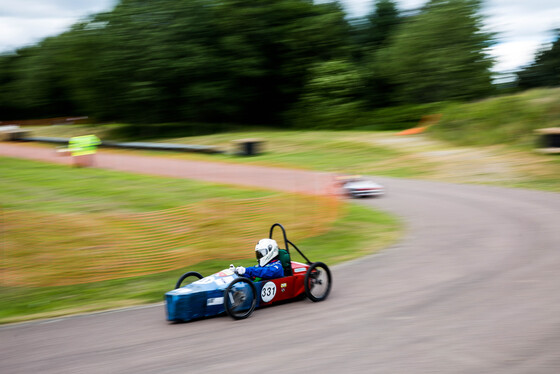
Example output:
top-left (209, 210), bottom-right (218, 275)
top-left (256, 248), bottom-right (267, 260)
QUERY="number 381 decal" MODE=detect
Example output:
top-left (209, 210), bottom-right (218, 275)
top-left (261, 281), bottom-right (277, 302)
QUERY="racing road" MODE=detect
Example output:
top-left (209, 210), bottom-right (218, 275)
top-left (1, 147), bottom-right (560, 373)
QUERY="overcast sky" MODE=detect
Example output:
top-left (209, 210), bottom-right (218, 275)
top-left (0, 0), bottom-right (558, 77)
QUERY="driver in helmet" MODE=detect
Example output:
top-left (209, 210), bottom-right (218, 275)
top-left (231, 239), bottom-right (284, 280)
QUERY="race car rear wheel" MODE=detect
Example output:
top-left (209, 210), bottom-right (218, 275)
top-left (305, 262), bottom-right (332, 302)
top-left (224, 277), bottom-right (257, 320)
top-left (175, 271), bottom-right (203, 289)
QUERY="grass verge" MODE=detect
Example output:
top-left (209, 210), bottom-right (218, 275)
top-left (430, 88), bottom-right (560, 148)
top-left (0, 157), bottom-right (400, 323)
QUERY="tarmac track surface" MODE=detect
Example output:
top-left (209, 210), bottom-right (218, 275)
top-left (1, 144), bottom-right (560, 373)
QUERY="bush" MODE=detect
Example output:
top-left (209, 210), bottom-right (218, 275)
top-left (357, 102), bottom-right (450, 130)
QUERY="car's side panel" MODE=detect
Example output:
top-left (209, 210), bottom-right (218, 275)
top-left (255, 277), bottom-right (295, 307)
top-left (166, 262), bottom-right (311, 322)
top-left (166, 270), bottom-right (235, 321)
top-left (253, 262), bottom-right (310, 306)
top-left (291, 261), bottom-right (310, 297)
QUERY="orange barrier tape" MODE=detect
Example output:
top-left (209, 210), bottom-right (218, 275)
top-left (2, 194), bottom-right (341, 287)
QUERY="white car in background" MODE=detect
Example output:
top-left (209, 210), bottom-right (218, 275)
top-left (336, 175), bottom-right (385, 198)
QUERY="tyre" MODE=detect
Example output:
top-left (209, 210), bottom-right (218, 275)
top-left (175, 271), bottom-right (203, 289)
top-left (224, 277), bottom-right (257, 320)
top-left (304, 262), bottom-right (332, 302)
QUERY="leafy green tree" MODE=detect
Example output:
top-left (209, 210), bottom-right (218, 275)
top-left (356, 0), bottom-right (402, 108)
top-left (55, 15), bottom-right (127, 121)
top-left (366, 0), bottom-right (402, 48)
top-left (0, 53), bottom-right (25, 119)
top-left (349, 0), bottom-right (401, 59)
top-left (207, 0), bottom-right (350, 124)
top-left (75, 0), bottom-right (351, 125)
top-left (0, 0), bottom-right (503, 128)
top-left (0, 0), bottom-right (351, 126)
top-left (377, 0), bottom-right (495, 103)
top-left (294, 59), bottom-right (363, 128)
top-left (0, 14), bottom-right (118, 121)
top-left (517, 30), bottom-right (560, 89)
top-left (83, 0), bottom-right (220, 123)
top-left (0, 40), bottom-right (77, 119)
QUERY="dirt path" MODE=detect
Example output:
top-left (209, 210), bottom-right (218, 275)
top-left (0, 142), bottom-right (334, 195)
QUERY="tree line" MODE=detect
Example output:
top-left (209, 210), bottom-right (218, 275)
top-left (0, 0), bottom-right (557, 132)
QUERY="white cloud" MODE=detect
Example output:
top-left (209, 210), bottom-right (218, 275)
top-left (0, 0), bottom-right (116, 18)
top-left (0, 0), bottom-right (116, 53)
top-left (481, 1), bottom-right (559, 76)
top-left (0, 16), bottom-right (78, 52)
top-left (489, 40), bottom-right (547, 73)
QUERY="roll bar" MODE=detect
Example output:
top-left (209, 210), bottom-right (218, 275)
top-left (269, 223), bottom-right (312, 265)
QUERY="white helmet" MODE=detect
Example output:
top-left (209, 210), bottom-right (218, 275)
top-left (255, 239), bottom-right (279, 267)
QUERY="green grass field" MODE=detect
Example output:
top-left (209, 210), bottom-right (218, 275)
top-left (0, 157), bottom-right (400, 323)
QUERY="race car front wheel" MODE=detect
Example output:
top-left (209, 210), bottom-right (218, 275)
top-left (175, 271), bottom-right (203, 289)
top-left (224, 277), bottom-right (257, 320)
top-left (305, 262), bottom-right (332, 302)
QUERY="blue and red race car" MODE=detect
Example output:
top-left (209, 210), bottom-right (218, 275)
top-left (165, 223), bottom-right (332, 321)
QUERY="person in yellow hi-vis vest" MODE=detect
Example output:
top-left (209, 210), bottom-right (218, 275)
top-left (69, 134), bottom-right (101, 167)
